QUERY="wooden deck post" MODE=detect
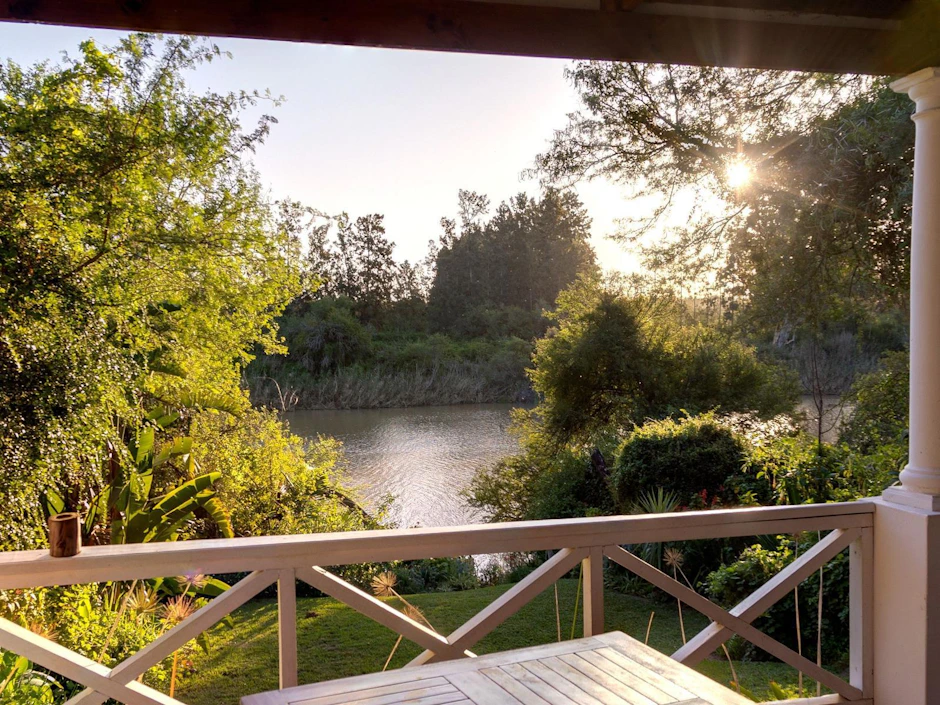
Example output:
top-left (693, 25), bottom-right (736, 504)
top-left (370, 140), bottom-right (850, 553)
top-left (582, 546), bottom-right (604, 637)
top-left (278, 569), bottom-right (298, 689)
top-left (849, 528), bottom-right (873, 699)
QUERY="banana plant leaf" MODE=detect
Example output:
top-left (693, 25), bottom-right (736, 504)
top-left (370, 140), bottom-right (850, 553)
top-left (129, 473), bottom-right (222, 543)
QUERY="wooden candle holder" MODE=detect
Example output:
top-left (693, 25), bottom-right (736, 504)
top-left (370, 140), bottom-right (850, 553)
top-left (48, 512), bottom-right (81, 557)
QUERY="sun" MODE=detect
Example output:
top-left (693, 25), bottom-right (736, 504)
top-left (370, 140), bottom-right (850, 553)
top-left (726, 158), bottom-right (754, 189)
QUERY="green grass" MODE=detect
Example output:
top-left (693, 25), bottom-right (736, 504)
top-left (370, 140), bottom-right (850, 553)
top-left (176, 579), bottom-right (822, 704)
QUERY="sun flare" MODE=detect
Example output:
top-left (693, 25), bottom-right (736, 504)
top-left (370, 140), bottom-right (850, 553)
top-left (726, 158), bottom-right (754, 189)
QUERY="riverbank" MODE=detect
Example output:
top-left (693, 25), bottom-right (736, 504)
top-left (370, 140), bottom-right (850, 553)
top-left (248, 363), bottom-right (533, 410)
top-left (177, 578), bottom-right (818, 704)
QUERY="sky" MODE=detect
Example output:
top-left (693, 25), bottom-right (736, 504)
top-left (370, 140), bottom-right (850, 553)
top-left (0, 23), bottom-right (639, 270)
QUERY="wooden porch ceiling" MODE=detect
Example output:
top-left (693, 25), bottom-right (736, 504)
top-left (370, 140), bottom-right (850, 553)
top-left (0, 0), bottom-right (938, 75)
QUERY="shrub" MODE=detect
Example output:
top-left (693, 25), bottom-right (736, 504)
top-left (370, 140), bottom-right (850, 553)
top-left (529, 278), bottom-right (799, 444)
top-left (392, 557), bottom-right (479, 593)
top-left (752, 433), bottom-right (901, 505)
top-left (279, 297), bottom-right (374, 374)
top-left (841, 350), bottom-right (909, 453)
top-left (612, 414), bottom-right (766, 511)
top-left (467, 409), bottom-right (616, 522)
top-left (705, 533), bottom-right (850, 663)
top-left (190, 407), bottom-right (386, 538)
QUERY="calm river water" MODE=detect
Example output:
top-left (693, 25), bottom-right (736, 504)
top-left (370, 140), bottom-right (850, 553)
top-left (284, 397), bottom-right (846, 529)
top-left (284, 404), bottom-right (523, 529)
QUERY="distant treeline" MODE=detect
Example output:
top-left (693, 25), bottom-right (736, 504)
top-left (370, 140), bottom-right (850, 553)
top-left (248, 190), bottom-right (597, 409)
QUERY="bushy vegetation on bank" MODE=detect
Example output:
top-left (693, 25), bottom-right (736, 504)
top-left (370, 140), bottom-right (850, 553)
top-left (246, 189), bottom-right (597, 409)
top-left (248, 297), bottom-right (534, 409)
top-left (468, 273), bottom-right (904, 674)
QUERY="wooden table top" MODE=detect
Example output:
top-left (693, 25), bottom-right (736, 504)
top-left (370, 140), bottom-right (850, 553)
top-left (242, 631), bottom-right (752, 705)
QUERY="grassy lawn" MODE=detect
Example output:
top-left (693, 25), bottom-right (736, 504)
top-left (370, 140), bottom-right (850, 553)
top-left (176, 579), bottom-right (820, 704)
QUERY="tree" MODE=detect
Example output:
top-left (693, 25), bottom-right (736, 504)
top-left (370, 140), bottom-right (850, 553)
top-left (428, 189), bottom-right (597, 335)
top-left (722, 86), bottom-right (913, 332)
top-left (529, 277), bottom-right (797, 444)
top-left (0, 35), bottom-right (300, 548)
top-left (530, 64), bottom-right (907, 323)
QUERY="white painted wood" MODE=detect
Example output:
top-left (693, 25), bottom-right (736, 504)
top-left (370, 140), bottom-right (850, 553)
top-left (871, 497), bottom-right (940, 705)
top-left (415, 548), bottom-right (587, 666)
top-left (0, 617), bottom-right (183, 705)
top-left (279, 568), bottom-right (299, 689)
top-left (890, 68), bottom-right (940, 497)
top-left (603, 546), bottom-right (862, 701)
top-left (764, 697), bottom-right (870, 705)
top-left (0, 502), bottom-right (873, 589)
top-left (673, 528), bottom-right (860, 665)
top-left (582, 547), bottom-right (604, 638)
top-left (296, 565), bottom-right (467, 661)
top-left (849, 527), bottom-right (873, 699)
top-left (0, 502), bottom-right (875, 705)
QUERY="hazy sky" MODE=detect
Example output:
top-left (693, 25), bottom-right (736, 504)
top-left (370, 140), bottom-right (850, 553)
top-left (0, 23), bottom-right (637, 270)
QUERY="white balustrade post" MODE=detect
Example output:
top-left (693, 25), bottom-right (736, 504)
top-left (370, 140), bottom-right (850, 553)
top-left (582, 547), bottom-right (605, 637)
top-left (278, 569), bottom-right (298, 689)
top-left (873, 68), bottom-right (940, 705)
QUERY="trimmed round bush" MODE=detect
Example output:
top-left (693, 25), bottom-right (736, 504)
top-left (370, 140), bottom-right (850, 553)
top-left (612, 414), bottom-right (756, 511)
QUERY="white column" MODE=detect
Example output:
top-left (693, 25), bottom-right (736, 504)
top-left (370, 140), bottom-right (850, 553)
top-left (873, 68), bottom-right (940, 705)
top-left (886, 67), bottom-right (940, 506)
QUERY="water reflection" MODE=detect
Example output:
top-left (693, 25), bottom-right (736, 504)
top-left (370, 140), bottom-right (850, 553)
top-left (285, 397), bottom-right (848, 531)
top-left (284, 404), bottom-right (522, 529)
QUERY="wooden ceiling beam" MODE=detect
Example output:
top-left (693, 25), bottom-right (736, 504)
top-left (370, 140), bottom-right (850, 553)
top-left (1, 0), bottom-right (937, 74)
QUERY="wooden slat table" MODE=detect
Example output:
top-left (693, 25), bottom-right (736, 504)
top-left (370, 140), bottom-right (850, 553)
top-left (241, 631), bottom-right (753, 705)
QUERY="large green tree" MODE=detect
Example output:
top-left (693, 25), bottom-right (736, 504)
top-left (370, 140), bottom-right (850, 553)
top-left (530, 277), bottom-right (797, 445)
top-left (0, 36), bottom-right (300, 547)
top-left (531, 63), bottom-right (910, 329)
top-left (429, 189), bottom-right (597, 336)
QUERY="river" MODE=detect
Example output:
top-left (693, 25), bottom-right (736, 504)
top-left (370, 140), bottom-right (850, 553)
top-left (284, 404), bottom-right (523, 529)
top-left (283, 396), bottom-right (847, 529)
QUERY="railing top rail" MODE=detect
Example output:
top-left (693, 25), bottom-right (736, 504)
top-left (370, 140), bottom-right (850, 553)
top-left (0, 500), bottom-right (873, 589)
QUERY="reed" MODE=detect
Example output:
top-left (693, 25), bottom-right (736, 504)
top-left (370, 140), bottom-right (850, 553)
top-left (248, 363), bottom-right (532, 410)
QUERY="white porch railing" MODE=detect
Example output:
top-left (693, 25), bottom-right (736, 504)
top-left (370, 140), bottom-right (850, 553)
top-left (0, 501), bottom-right (874, 705)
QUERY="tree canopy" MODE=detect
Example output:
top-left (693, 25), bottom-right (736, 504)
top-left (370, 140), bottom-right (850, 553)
top-left (530, 277), bottom-right (797, 445)
top-left (429, 189), bottom-right (598, 336)
top-left (0, 35), bottom-right (300, 546)
top-left (531, 63), bottom-right (910, 335)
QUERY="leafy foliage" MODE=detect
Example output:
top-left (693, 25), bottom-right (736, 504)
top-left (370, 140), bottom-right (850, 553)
top-left (0, 35), bottom-right (300, 548)
top-left (0, 650), bottom-right (64, 703)
top-left (841, 350), bottom-right (909, 454)
top-left (429, 189), bottom-right (597, 337)
top-left (190, 407), bottom-right (385, 538)
top-left (530, 277), bottom-right (797, 444)
top-left (705, 534), bottom-right (851, 663)
top-left (612, 414), bottom-right (765, 511)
